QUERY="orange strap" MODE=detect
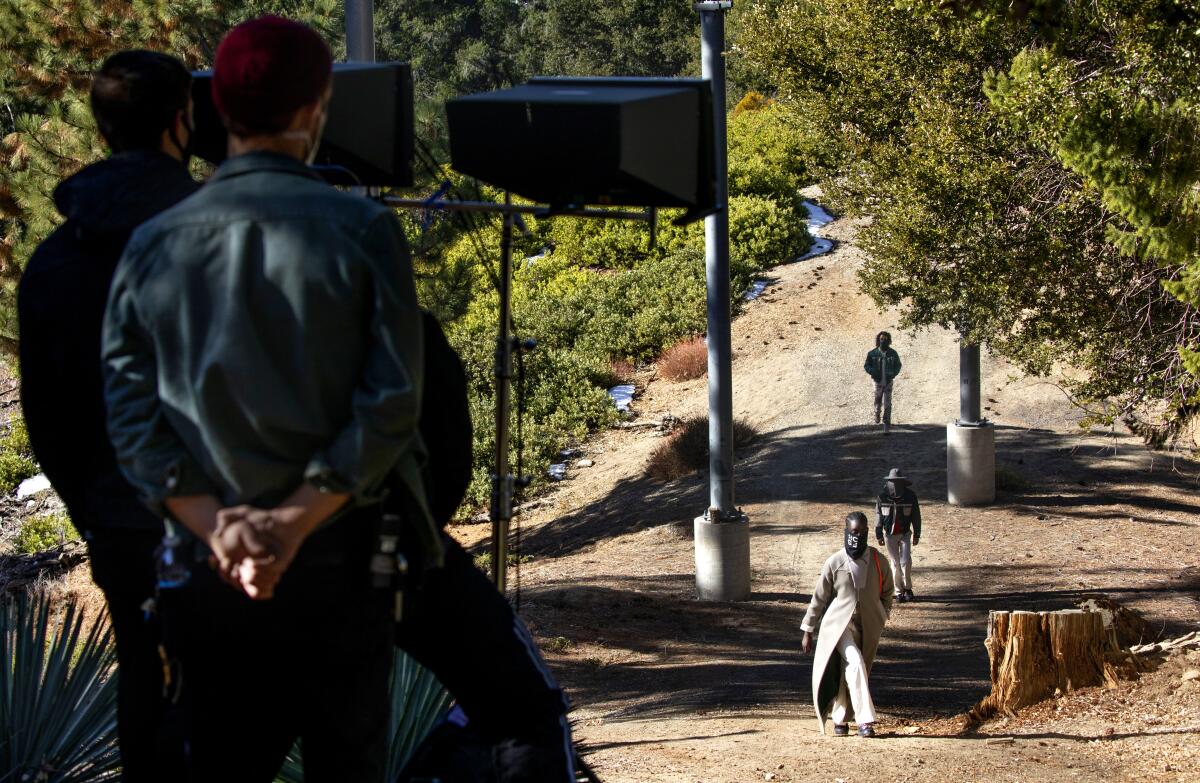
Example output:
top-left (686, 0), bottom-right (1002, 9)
top-left (873, 550), bottom-right (883, 596)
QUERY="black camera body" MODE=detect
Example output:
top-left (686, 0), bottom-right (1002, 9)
top-left (446, 77), bottom-right (717, 215)
top-left (190, 62), bottom-right (414, 187)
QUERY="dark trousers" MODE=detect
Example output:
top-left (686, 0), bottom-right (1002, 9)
top-left (179, 510), bottom-right (394, 783)
top-left (397, 535), bottom-right (573, 782)
top-left (87, 528), bottom-right (187, 783)
top-left (176, 519), bottom-right (571, 782)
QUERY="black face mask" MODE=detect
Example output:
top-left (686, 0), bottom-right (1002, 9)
top-left (845, 530), bottom-right (867, 559)
top-left (880, 339), bottom-right (891, 350)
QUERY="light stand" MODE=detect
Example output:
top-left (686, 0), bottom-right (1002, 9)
top-left (383, 195), bottom-right (656, 591)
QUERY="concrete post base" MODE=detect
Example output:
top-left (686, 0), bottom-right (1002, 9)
top-left (694, 513), bottom-right (751, 601)
top-left (947, 421), bottom-right (995, 506)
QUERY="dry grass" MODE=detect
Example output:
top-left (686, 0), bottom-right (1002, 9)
top-left (656, 337), bottom-right (708, 382)
top-left (609, 359), bottom-right (636, 384)
top-left (646, 416), bottom-right (758, 482)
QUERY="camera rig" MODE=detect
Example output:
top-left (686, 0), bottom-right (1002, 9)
top-left (189, 67), bottom-right (719, 593)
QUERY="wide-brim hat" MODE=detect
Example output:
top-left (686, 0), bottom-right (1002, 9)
top-left (884, 468), bottom-right (909, 483)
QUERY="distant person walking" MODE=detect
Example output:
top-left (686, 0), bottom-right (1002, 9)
top-left (875, 468), bottom-right (921, 603)
top-left (801, 512), bottom-right (894, 738)
top-left (864, 331), bottom-right (902, 433)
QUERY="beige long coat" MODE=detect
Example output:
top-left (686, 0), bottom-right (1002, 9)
top-left (800, 547), bottom-right (894, 733)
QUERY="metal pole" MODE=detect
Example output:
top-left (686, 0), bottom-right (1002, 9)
top-left (345, 0), bottom-right (375, 62)
top-left (490, 192), bottom-right (515, 592)
top-left (948, 338), bottom-right (994, 504)
top-left (693, 1), bottom-right (750, 603)
top-left (698, 1), bottom-right (735, 517)
top-left (959, 342), bottom-right (981, 425)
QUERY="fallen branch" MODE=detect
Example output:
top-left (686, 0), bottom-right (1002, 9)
top-left (1130, 631), bottom-right (1200, 655)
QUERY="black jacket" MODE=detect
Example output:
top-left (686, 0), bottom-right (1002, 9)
top-left (17, 150), bottom-right (198, 533)
top-left (874, 487), bottom-right (921, 541)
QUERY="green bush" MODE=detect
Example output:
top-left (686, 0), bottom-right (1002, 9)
top-left (13, 513), bottom-right (79, 554)
top-left (727, 100), bottom-right (810, 205)
top-left (0, 418), bottom-right (38, 496)
top-left (428, 98), bottom-right (815, 518)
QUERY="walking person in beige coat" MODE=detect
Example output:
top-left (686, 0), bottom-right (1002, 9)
top-left (801, 512), bottom-right (894, 737)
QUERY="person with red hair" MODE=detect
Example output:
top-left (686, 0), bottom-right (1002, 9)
top-left (103, 16), bottom-right (575, 782)
top-left (103, 16), bottom-right (426, 781)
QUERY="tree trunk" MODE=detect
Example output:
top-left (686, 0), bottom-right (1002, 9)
top-left (971, 609), bottom-right (1119, 721)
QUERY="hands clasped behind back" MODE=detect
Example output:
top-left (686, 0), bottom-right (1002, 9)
top-left (200, 484), bottom-right (348, 600)
top-left (210, 506), bottom-right (306, 600)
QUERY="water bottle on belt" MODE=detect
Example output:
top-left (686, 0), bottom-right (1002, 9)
top-left (148, 521), bottom-right (191, 703)
top-left (371, 511), bottom-right (409, 622)
top-left (156, 529), bottom-right (192, 591)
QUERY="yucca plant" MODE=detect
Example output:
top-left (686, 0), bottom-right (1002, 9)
top-left (276, 650), bottom-right (451, 782)
top-left (0, 590), bottom-right (119, 782)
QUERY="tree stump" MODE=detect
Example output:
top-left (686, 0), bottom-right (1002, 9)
top-left (971, 609), bottom-right (1118, 721)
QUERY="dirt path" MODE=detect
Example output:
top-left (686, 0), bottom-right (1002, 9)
top-left (454, 207), bottom-right (1200, 782)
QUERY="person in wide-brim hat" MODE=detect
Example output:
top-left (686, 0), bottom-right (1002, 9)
top-left (875, 467), bottom-right (922, 603)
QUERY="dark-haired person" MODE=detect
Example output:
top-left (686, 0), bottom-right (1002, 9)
top-left (800, 512), bottom-right (893, 738)
top-left (102, 18), bottom-right (411, 782)
top-left (863, 330), bottom-right (902, 433)
top-left (102, 17), bottom-right (573, 783)
top-left (16, 50), bottom-right (196, 782)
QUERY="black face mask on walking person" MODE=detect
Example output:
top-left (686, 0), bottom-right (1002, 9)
top-left (845, 530), bottom-right (868, 560)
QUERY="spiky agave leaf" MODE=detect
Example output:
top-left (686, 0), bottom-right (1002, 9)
top-left (275, 650), bottom-right (451, 783)
top-left (0, 589), bottom-right (120, 782)
top-left (385, 650), bottom-right (452, 780)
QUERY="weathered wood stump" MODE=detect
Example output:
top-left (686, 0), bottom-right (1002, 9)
top-left (971, 609), bottom-right (1119, 721)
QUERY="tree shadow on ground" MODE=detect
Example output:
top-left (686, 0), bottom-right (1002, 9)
top-left (521, 422), bottom-right (1200, 560)
top-left (527, 563), bottom-right (1200, 723)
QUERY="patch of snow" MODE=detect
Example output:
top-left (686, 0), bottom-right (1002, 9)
top-left (801, 200), bottom-right (835, 229)
top-left (743, 279), bottom-right (769, 301)
top-left (524, 247), bottom-right (551, 267)
top-left (797, 200), bottom-right (836, 262)
top-left (797, 237), bottom-right (834, 261)
top-left (608, 384), bottom-right (636, 412)
top-left (547, 463), bottom-right (568, 481)
top-left (16, 473), bottom-right (51, 499)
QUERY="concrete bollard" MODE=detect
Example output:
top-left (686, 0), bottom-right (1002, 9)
top-left (694, 512), bottom-right (751, 601)
top-left (947, 421), bottom-right (995, 505)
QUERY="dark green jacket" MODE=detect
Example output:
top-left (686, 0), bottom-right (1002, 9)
top-left (102, 151), bottom-right (440, 565)
top-left (864, 347), bottom-right (901, 382)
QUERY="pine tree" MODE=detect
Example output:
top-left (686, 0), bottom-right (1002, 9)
top-left (0, 0), bottom-right (339, 357)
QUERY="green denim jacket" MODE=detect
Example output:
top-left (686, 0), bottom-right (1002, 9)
top-left (864, 347), bottom-right (902, 383)
top-left (102, 151), bottom-right (440, 566)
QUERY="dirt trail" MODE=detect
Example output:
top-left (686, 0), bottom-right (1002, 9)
top-left (455, 207), bottom-right (1200, 782)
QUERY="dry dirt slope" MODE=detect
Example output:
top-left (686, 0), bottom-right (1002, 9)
top-left (472, 207), bottom-right (1200, 783)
